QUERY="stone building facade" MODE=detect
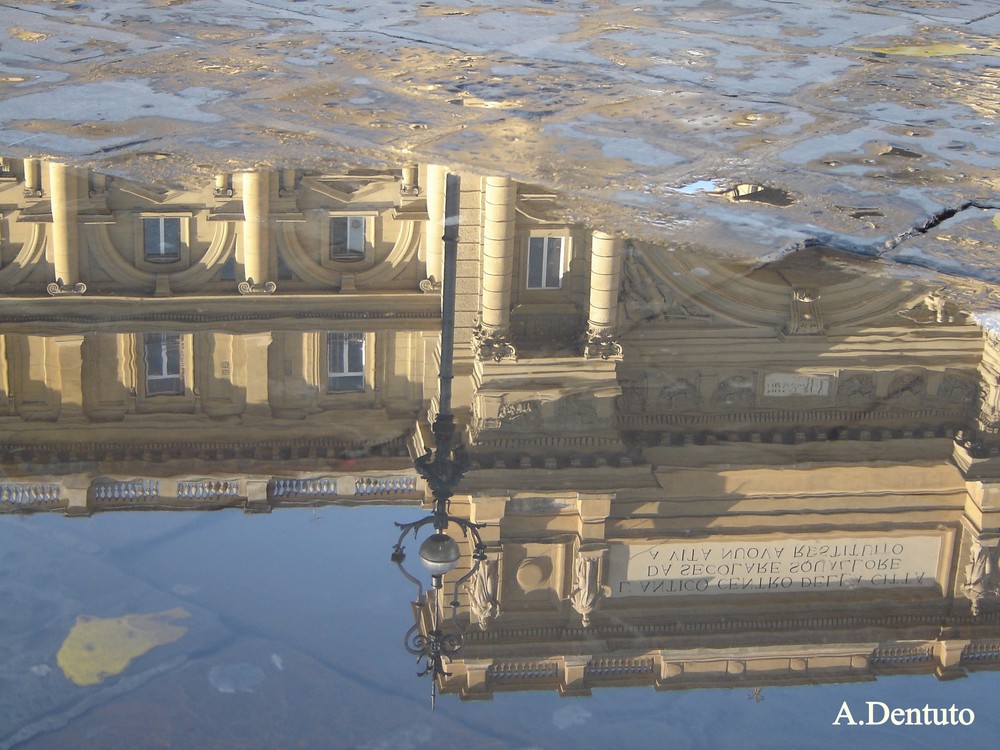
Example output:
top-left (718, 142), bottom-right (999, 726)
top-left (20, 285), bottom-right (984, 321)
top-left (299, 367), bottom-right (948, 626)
top-left (4, 156), bottom-right (1000, 696)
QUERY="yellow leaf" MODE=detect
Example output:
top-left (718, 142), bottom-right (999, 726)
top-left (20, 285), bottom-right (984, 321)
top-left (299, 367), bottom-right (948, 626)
top-left (56, 608), bottom-right (189, 686)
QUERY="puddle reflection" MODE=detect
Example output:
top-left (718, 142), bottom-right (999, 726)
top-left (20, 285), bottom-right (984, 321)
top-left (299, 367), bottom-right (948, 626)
top-left (1, 157), bottom-right (999, 746)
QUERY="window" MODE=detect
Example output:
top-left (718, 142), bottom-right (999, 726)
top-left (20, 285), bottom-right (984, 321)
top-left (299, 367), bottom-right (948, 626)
top-left (277, 252), bottom-right (294, 281)
top-left (330, 216), bottom-right (366, 261)
top-left (327, 332), bottom-right (364, 392)
top-left (144, 333), bottom-right (184, 396)
top-left (218, 255), bottom-right (236, 281)
top-left (526, 236), bottom-right (564, 289)
top-left (143, 217), bottom-right (182, 263)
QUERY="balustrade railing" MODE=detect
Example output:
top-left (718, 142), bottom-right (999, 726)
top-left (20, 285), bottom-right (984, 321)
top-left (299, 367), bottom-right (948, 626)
top-left (487, 661), bottom-right (559, 682)
top-left (0, 483), bottom-right (62, 506)
top-left (270, 478), bottom-right (338, 499)
top-left (586, 657), bottom-right (655, 677)
top-left (91, 479), bottom-right (160, 503)
top-left (177, 479), bottom-right (242, 500)
top-left (354, 475), bottom-right (419, 497)
top-left (269, 474), bottom-right (420, 501)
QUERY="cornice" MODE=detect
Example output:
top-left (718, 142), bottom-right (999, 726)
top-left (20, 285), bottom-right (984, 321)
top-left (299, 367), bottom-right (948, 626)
top-left (0, 293), bottom-right (440, 331)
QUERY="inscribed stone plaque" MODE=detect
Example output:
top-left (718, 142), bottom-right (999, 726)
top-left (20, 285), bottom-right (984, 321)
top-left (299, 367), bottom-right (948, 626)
top-left (763, 373), bottom-right (831, 397)
top-left (609, 535), bottom-right (942, 597)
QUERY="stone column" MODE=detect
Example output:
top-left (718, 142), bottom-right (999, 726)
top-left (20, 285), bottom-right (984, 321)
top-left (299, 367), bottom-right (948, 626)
top-left (239, 171), bottom-right (275, 294)
top-left (584, 231), bottom-right (623, 359)
top-left (422, 164), bottom-right (446, 289)
top-left (400, 164), bottom-right (419, 197)
top-left (474, 176), bottom-right (517, 361)
top-left (23, 158), bottom-right (41, 196)
top-left (214, 173), bottom-right (231, 197)
top-left (47, 162), bottom-right (85, 295)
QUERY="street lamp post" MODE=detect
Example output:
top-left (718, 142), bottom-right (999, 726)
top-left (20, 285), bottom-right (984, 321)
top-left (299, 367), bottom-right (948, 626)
top-left (391, 172), bottom-right (487, 708)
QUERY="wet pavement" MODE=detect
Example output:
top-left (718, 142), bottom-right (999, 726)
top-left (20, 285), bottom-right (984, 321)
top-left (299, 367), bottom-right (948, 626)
top-left (2, 1), bottom-right (1000, 269)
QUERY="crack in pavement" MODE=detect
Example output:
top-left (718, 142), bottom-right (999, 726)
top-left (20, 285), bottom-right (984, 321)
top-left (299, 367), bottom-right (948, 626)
top-left (785, 200), bottom-right (1000, 268)
top-left (883, 200), bottom-right (1000, 254)
top-left (85, 136), bottom-right (164, 156)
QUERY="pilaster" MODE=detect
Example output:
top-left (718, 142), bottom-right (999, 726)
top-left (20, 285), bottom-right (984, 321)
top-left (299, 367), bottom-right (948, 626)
top-left (242, 332), bottom-right (273, 416)
top-left (51, 334), bottom-right (85, 420)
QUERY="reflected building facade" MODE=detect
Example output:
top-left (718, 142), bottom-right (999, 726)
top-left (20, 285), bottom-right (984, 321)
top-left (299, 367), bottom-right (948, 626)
top-left (3, 156), bottom-right (1000, 698)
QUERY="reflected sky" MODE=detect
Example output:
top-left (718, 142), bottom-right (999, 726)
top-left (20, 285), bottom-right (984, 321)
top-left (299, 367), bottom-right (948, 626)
top-left (2, 508), bottom-right (997, 750)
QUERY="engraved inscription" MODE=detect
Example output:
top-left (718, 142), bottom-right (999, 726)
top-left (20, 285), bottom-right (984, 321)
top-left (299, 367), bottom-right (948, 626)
top-left (763, 374), bottom-right (831, 398)
top-left (610, 535), bottom-right (942, 597)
